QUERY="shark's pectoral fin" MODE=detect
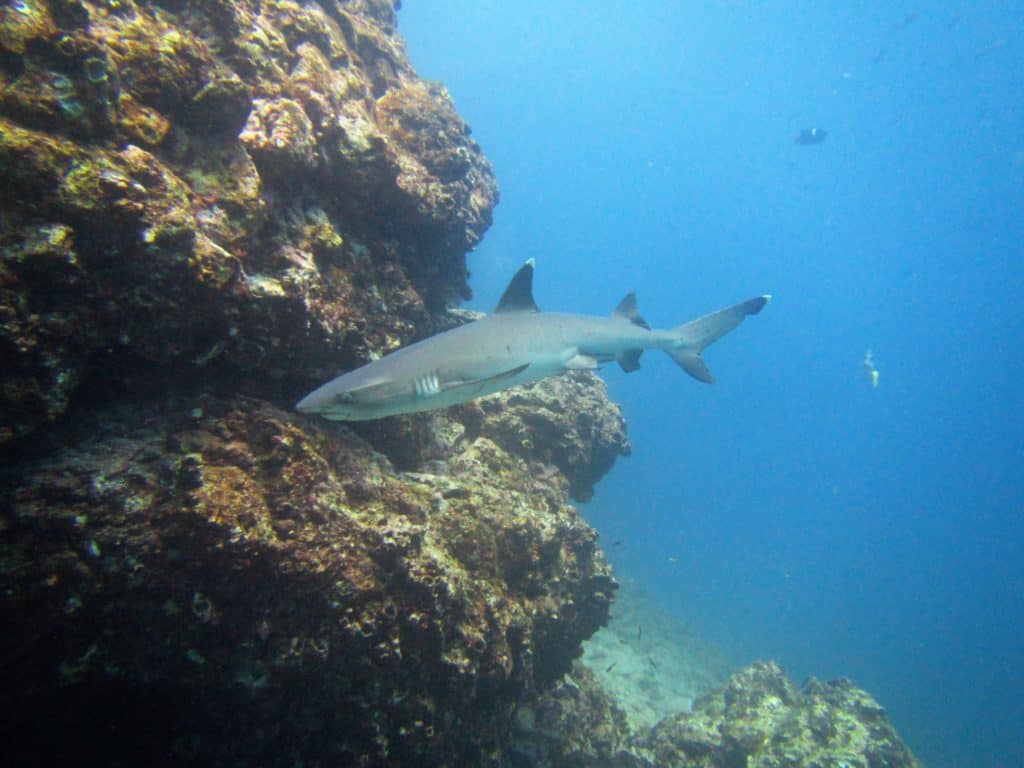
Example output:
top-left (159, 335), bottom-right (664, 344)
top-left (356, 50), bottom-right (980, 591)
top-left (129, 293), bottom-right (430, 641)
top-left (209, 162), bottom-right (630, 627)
top-left (617, 349), bottom-right (643, 372)
top-left (564, 353), bottom-right (601, 370)
top-left (444, 363), bottom-right (530, 394)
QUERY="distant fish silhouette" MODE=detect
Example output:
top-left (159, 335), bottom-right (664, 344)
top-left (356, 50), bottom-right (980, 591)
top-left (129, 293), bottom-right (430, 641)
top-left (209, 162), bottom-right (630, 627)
top-left (975, 39), bottom-right (1007, 60)
top-left (897, 12), bottom-right (920, 30)
top-left (794, 128), bottom-right (828, 146)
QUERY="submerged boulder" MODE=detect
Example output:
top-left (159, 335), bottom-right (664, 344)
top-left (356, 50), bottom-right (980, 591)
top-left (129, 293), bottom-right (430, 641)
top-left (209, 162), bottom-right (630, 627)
top-left (511, 660), bottom-right (921, 768)
top-left (638, 661), bottom-right (921, 768)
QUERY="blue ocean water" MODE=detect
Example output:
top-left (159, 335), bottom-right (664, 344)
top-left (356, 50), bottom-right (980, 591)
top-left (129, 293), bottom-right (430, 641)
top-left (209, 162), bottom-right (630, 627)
top-left (401, 3), bottom-right (1023, 767)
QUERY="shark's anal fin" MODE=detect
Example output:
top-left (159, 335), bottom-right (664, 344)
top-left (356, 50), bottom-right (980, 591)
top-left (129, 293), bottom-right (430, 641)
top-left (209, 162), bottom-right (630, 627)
top-left (494, 259), bottom-right (540, 313)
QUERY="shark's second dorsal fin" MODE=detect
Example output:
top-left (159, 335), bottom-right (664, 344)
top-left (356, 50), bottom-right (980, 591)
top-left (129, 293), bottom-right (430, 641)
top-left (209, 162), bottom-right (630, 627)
top-left (494, 259), bottom-right (540, 313)
top-left (613, 292), bottom-right (650, 329)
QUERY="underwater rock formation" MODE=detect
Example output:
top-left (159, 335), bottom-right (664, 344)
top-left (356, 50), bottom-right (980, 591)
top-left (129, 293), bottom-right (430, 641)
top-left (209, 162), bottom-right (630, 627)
top-left (636, 661), bottom-right (921, 767)
top-left (510, 661), bottom-right (642, 768)
top-left (458, 370), bottom-right (631, 503)
top-left (2, 394), bottom-right (618, 765)
top-left (513, 661), bottom-right (921, 768)
top-left (0, 0), bottom-right (497, 443)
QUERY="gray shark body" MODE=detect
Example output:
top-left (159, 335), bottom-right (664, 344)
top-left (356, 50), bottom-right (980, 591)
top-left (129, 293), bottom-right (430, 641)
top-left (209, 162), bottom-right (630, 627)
top-left (297, 260), bottom-right (770, 421)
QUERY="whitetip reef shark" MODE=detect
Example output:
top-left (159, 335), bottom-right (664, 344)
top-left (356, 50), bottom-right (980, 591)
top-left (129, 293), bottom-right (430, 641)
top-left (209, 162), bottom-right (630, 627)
top-left (297, 260), bottom-right (770, 421)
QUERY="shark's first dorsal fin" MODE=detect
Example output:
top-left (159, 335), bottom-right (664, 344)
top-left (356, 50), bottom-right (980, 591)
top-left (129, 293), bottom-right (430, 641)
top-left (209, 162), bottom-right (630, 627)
top-left (612, 292), bottom-right (650, 329)
top-left (494, 259), bottom-right (540, 313)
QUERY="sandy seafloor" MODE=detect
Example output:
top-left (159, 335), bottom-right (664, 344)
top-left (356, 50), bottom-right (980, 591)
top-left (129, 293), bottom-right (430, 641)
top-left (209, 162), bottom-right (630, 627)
top-left (580, 577), bottom-right (733, 731)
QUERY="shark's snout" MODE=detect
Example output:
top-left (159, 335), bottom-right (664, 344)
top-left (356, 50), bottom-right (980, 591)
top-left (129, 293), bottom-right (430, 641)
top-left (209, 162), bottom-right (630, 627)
top-left (295, 384), bottom-right (336, 414)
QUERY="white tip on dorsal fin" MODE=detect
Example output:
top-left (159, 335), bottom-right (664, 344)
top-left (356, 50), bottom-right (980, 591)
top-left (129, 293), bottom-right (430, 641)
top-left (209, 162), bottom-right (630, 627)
top-left (493, 259), bottom-right (540, 313)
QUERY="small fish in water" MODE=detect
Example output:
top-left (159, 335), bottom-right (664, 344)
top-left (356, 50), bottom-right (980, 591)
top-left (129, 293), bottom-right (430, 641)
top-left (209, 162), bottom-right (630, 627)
top-left (863, 349), bottom-right (880, 388)
top-left (605, 661), bottom-right (618, 673)
top-left (794, 127), bottom-right (828, 146)
top-left (648, 657), bottom-right (658, 670)
top-left (637, 624), bottom-right (642, 641)
top-left (611, 540), bottom-right (623, 548)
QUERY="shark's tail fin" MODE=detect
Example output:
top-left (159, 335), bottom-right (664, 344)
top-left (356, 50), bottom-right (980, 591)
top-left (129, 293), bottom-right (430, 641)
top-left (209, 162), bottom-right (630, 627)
top-left (666, 295), bottom-right (771, 383)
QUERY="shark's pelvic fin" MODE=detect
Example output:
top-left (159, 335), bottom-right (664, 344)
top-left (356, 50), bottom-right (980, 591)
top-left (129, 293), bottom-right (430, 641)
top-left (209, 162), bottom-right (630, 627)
top-left (667, 295), bottom-right (771, 384)
top-left (494, 259), bottom-right (540, 313)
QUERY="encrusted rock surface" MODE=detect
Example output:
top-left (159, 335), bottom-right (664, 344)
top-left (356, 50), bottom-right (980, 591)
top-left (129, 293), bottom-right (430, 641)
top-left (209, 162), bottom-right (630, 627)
top-left (509, 661), bottom-right (643, 768)
top-left (2, 394), bottom-right (617, 765)
top-left (459, 371), bottom-right (632, 503)
top-left (0, 0), bottom-right (497, 443)
top-left (511, 661), bottom-right (921, 768)
top-left (638, 661), bottom-right (921, 768)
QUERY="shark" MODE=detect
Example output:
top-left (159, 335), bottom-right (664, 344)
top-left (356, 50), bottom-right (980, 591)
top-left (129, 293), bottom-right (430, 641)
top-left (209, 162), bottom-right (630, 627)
top-left (296, 260), bottom-right (770, 421)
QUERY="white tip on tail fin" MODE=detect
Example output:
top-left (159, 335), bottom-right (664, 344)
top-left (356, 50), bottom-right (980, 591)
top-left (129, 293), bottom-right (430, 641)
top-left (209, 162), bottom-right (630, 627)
top-left (666, 295), bottom-right (770, 383)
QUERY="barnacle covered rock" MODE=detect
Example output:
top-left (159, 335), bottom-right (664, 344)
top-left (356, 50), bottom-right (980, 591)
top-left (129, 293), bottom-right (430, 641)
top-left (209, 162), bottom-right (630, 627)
top-left (1, 395), bottom-right (616, 765)
top-left (0, 0), bottom-right (497, 443)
